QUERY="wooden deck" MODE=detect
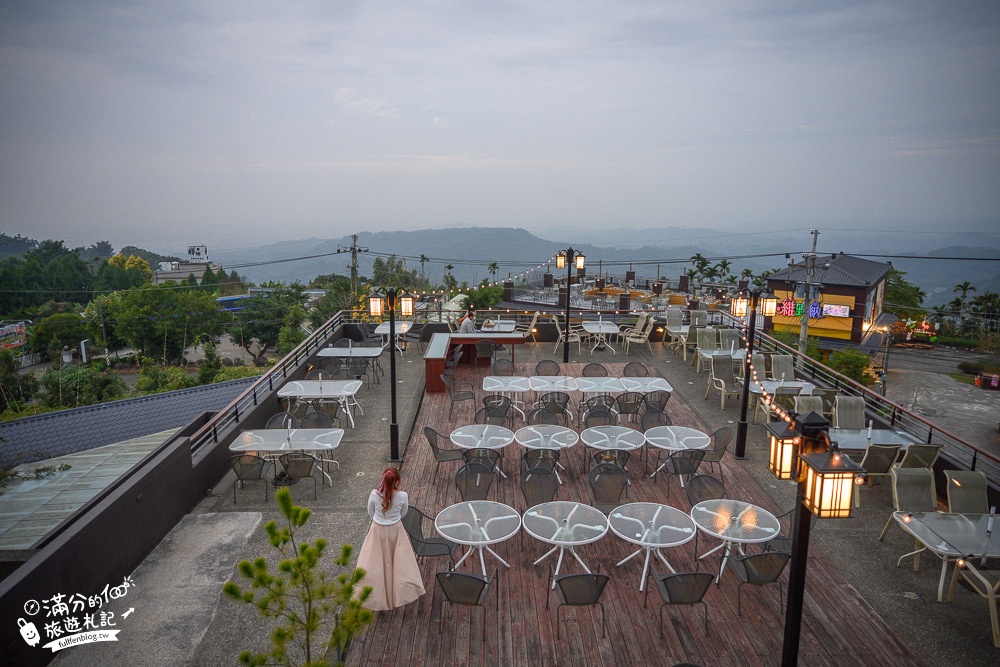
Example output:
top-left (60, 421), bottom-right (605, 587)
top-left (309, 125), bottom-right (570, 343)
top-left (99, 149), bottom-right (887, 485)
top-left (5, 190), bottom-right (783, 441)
top-left (347, 361), bottom-right (922, 667)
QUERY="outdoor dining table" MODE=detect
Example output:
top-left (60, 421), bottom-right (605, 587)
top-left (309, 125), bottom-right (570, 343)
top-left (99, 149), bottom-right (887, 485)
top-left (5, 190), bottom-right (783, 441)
top-left (528, 376), bottom-right (578, 393)
top-left (479, 319), bottom-right (517, 333)
top-left (435, 501), bottom-right (521, 575)
top-left (450, 424), bottom-right (515, 478)
top-left (619, 376), bottom-right (673, 393)
top-left (316, 345), bottom-right (385, 377)
top-left (575, 377), bottom-right (626, 395)
top-left (582, 320), bottom-right (620, 354)
top-left (690, 499), bottom-right (781, 583)
top-left (893, 511), bottom-right (1000, 603)
top-left (522, 501), bottom-right (609, 586)
top-left (277, 380), bottom-right (363, 428)
top-left (644, 426), bottom-right (711, 480)
top-left (748, 380), bottom-right (817, 396)
top-left (230, 428), bottom-right (345, 485)
top-left (829, 428), bottom-right (915, 453)
top-left (609, 502), bottom-right (697, 591)
top-left (580, 425), bottom-right (646, 472)
top-left (482, 376), bottom-right (530, 420)
top-left (514, 424), bottom-right (578, 481)
top-left (374, 320), bottom-right (412, 352)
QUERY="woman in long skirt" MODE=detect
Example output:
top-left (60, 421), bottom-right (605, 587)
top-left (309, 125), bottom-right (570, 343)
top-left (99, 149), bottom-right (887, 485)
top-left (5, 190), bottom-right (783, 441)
top-left (356, 468), bottom-right (426, 610)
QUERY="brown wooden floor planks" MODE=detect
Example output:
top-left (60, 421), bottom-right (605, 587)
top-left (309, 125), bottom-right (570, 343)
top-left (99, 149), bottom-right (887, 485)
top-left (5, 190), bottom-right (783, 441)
top-left (347, 360), bottom-right (924, 667)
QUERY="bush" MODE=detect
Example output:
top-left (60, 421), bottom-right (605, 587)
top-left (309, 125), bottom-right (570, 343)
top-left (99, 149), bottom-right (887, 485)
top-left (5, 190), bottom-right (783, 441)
top-left (0, 349), bottom-right (38, 412)
top-left (38, 363), bottom-right (128, 408)
top-left (957, 360), bottom-right (988, 375)
top-left (30, 313), bottom-right (88, 358)
top-left (827, 349), bottom-right (875, 385)
top-left (134, 357), bottom-right (197, 394)
top-left (214, 366), bottom-right (267, 382)
top-left (936, 336), bottom-right (979, 349)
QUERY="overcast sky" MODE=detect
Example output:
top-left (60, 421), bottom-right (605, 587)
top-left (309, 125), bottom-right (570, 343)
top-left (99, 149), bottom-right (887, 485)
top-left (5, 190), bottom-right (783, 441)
top-left (1, 1), bottom-right (998, 251)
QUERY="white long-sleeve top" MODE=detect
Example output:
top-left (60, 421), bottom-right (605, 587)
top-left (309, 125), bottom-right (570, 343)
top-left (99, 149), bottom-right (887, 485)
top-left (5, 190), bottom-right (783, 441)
top-left (367, 489), bottom-right (409, 525)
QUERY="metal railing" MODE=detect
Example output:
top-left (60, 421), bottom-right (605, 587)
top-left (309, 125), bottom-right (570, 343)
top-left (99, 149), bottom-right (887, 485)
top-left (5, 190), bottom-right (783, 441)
top-left (720, 311), bottom-right (1000, 487)
top-left (187, 311), bottom-right (346, 456)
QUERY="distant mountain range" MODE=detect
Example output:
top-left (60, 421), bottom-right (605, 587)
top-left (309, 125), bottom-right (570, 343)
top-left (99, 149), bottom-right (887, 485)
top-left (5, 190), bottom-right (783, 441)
top-left (194, 226), bottom-right (1000, 305)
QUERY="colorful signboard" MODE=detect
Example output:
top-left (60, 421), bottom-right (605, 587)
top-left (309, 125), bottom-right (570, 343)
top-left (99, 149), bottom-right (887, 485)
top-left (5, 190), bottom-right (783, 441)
top-left (0, 322), bottom-right (28, 349)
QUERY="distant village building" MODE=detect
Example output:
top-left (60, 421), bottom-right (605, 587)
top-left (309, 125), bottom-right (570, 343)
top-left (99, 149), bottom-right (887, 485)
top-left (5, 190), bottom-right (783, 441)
top-left (765, 253), bottom-right (892, 345)
top-left (152, 245), bottom-right (222, 285)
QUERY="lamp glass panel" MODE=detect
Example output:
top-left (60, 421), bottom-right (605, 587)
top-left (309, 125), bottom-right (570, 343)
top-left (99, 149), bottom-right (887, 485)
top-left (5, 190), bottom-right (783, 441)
top-left (556, 254), bottom-right (566, 270)
top-left (575, 254), bottom-right (586, 270)
top-left (731, 296), bottom-right (749, 318)
top-left (768, 435), bottom-right (797, 481)
top-left (368, 295), bottom-right (384, 318)
top-left (760, 295), bottom-right (778, 317)
top-left (400, 295), bottom-right (414, 317)
top-left (803, 468), bottom-right (855, 518)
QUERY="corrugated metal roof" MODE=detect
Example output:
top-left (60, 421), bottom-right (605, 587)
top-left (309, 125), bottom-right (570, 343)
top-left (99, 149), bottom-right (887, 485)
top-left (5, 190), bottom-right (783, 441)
top-left (0, 378), bottom-right (256, 466)
top-left (768, 254), bottom-right (891, 288)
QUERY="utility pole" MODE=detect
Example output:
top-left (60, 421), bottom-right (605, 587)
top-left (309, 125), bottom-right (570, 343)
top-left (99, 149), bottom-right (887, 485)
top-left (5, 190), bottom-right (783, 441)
top-left (337, 233), bottom-right (368, 296)
top-left (798, 229), bottom-right (820, 360)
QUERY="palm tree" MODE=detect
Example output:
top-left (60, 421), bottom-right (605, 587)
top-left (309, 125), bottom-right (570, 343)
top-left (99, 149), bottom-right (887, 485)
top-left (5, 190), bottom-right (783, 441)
top-left (419, 254), bottom-right (428, 282)
top-left (488, 262), bottom-right (499, 283)
top-left (702, 265), bottom-right (720, 284)
top-left (741, 268), bottom-right (755, 281)
top-left (689, 253), bottom-right (708, 281)
top-left (445, 263), bottom-right (454, 277)
top-left (954, 281), bottom-right (976, 308)
top-left (715, 259), bottom-right (732, 281)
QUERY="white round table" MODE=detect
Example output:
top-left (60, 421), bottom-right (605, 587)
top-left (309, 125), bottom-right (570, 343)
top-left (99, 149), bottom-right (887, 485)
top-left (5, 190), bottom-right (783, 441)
top-left (435, 501), bottom-right (521, 574)
top-left (644, 425), bottom-right (711, 479)
top-left (690, 499), bottom-right (780, 583)
top-left (522, 501), bottom-right (609, 586)
top-left (609, 503), bottom-right (697, 590)
top-left (451, 424), bottom-right (515, 478)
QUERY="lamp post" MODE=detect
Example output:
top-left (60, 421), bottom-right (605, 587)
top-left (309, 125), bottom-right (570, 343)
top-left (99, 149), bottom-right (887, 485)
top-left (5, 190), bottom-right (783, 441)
top-left (555, 248), bottom-right (585, 363)
top-left (765, 411), bottom-right (863, 666)
top-left (368, 287), bottom-right (414, 462)
top-left (732, 287), bottom-right (777, 459)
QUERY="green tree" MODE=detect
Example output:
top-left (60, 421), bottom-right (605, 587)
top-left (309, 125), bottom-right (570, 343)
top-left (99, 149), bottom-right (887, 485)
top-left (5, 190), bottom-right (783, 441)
top-left (419, 254), bottom-right (429, 283)
top-left (227, 286), bottom-right (306, 359)
top-left (197, 340), bottom-right (223, 384)
top-left (461, 285), bottom-right (504, 310)
top-left (278, 304), bottom-right (307, 356)
top-left (223, 488), bottom-right (374, 667)
top-left (884, 269), bottom-right (925, 319)
top-left (954, 281), bottom-right (976, 309)
top-left (827, 349), bottom-right (875, 386)
top-left (0, 348), bottom-right (37, 413)
top-left (371, 256), bottom-right (417, 289)
top-left (134, 357), bottom-right (197, 393)
top-left (488, 262), bottom-right (499, 283)
top-left (112, 284), bottom-right (225, 363)
top-left (30, 313), bottom-right (88, 359)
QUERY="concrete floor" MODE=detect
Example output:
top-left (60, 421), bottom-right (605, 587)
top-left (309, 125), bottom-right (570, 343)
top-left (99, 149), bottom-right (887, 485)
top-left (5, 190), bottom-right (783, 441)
top-left (46, 337), bottom-right (1000, 666)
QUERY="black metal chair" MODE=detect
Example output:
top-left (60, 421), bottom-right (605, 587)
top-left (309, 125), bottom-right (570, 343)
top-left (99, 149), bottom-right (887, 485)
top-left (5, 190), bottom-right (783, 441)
top-left (491, 358), bottom-right (516, 376)
top-left (455, 462), bottom-right (495, 501)
top-left (229, 454), bottom-right (269, 504)
top-left (623, 362), bottom-right (649, 377)
top-left (582, 363), bottom-right (608, 377)
top-left (474, 340), bottom-right (498, 368)
top-left (482, 395), bottom-right (514, 426)
top-left (685, 474), bottom-right (727, 506)
top-left (643, 570), bottom-right (714, 637)
top-left (399, 322), bottom-right (426, 353)
top-left (275, 453), bottom-right (318, 500)
top-left (474, 406), bottom-right (508, 426)
top-left (614, 392), bottom-right (644, 423)
top-left (729, 551), bottom-right (791, 616)
top-left (579, 394), bottom-right (618, 423)
top-left (639, 409), bottom-right (671, 432)
top-left (314, 400), bottom-right (344, 428)
top-left (536, 392), bottom-right (574, 425)
top-left (584, 407), bottom-right (617, 429)
top-left (441, 374), bottom-right (475, 418)
top-left (656, 449), bottom-right (705, 498)
top-left (588, 463), bottom-right (628, 515)
top-left (265, 412), bottom-right (298, 429)
top-left (547, 566), bottom-right (611, 639)
top-left (346, 357), bottom-right (373, 387)
top-left (299, 411), bottom-right (333, 428)
top-left (463, 448), bottom-right (502, 477)
top-left (401, 506), bottom-right (457, 568)
top-left (535, 360), bottom-right (561, 376)
top-left (701, 426), bottom-right (733, 483)
top-left (520, 466), bottom-right (560, 507)
top-left (526, 407), bottom-right (561, 426)
top-left (424, 426), bottom-right (465, 484)
top-left (642, 390), bottom-right (671, 412)
top-left (437, 568), bottom-right (499, 641)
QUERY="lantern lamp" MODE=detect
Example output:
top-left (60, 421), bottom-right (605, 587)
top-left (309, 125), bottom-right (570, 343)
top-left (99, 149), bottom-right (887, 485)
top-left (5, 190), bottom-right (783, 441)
top-left (765, 421), bottom-right (800, 481)
top-left (575, 253), bottom-right (586, 270)
top-left (799, 447), bottom-right (863, 519)
top-left (368, 293), bottom-right (384, 318)
top-left (400, 294), bottom-right (414, 317)
top-left (731, 291), bottom-right (750, 318)
top-left (759, 290), bottom-right (778, 317)
top-left (556, 252), bottom-right (566, 270)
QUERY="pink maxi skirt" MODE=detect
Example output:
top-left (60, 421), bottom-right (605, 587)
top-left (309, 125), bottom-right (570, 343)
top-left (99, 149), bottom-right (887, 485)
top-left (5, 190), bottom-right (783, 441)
top-left (356, 520), bottom-right (426, 611)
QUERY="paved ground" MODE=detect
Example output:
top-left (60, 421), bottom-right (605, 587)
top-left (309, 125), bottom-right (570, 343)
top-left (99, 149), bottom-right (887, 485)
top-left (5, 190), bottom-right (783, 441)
top-left (885, 348), bottom-right (1000, 457)
top-left (46, 335), bottom-right (1000, 666)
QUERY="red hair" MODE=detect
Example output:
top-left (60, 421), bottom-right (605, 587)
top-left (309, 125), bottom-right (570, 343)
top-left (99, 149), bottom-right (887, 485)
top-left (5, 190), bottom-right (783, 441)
top-left (377, 468), bottom-right (401, 512)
